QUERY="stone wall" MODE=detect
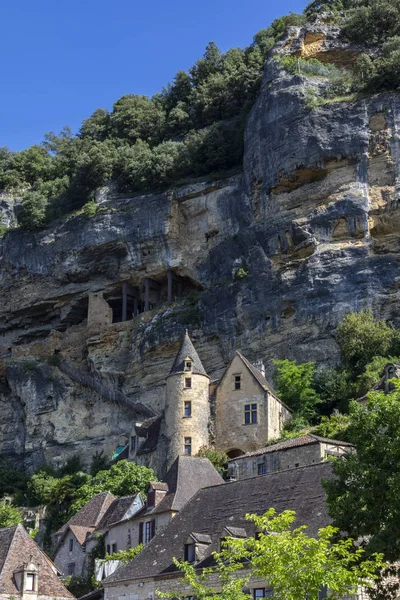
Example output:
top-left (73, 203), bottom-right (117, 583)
top-left (228, 441), bottom-right (350, 480)
top-left (53, 532), bottom-right (87, 577)
top-left (215, 354), bottom-right (288, 454)
top-left (165, 371), bottom-right (210, 470)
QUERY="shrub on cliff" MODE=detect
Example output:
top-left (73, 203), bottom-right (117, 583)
top-left (0, 503), bottom-right (22, 528)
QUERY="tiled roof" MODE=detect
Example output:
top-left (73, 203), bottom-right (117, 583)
top-left (136, 456), bottom-right (224, 517)
top-left (228, 434), bottom-right (353, 461)
top-left (56, 492), bottom-right (116, 537)
top-left (95, 495), bottom-right (142, 531)
top-left (69, 525), bottom-right (94, 545)
top-left (0, 525), bottom-right (73, 598)
top-left (168, 331), bottom-right (208, 377)
top-left (105, 462), bottom-right (333, 584)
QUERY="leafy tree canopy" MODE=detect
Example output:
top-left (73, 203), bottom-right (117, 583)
top-left (159, 509), bottom-right (384, 600)
top-left (325, 383), bottom-right (400, 563)
top-left (0, 503), bottom-right (22, 528)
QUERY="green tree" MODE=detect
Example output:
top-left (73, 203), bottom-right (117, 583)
top-left (80, 108), bottom-right (110, 141)
top-left (0, 503), bottom-right (22, 527)
top-left (110, 95), bottom-right (166, 145)
top-left (325, 383), bottom-right (400, 562)
top-left (336, 310), bottom-right (395, 378)
top-left (196, 446), bottom-right (228, 477)
top-left (18, 190), bottom-right (49, 230)
top-left (159, 509), bottom-right (384, 600)
top-left (273, 359), bottom-right (321, 419)
top-left (70, 460), bottom-right (154, 514)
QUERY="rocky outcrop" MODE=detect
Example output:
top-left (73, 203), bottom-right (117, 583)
top-left (1, 24), bottom-right (400, 471)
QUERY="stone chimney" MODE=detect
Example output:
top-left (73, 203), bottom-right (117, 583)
top-left (147, 482), bottom-right (169, 508)
top-left (253, 359), bottom-right (266, 378)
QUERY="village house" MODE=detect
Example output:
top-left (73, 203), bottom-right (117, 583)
top-left (94, 456), bottom-right (224, 581)
top-left (53, 492), bottom-right (118, 577)
top-left (0, 524), bottom-right (73, 600)
top-left (103, 462), bottom-right (333, 600)
top-left (128, 332), bottom-right (292, 475)
top-left (227, 434), bottom-right (353, 481)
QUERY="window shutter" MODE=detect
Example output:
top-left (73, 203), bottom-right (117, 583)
top-left (139, 522), bottom-right (143, 544)
top-left (151, 519), bottom-right (156, 539)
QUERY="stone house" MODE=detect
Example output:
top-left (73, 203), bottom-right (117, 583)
top-left (103, 462), bottom-right (333, 600)
top-left (0, 524), bottom-right (73, 600)
top-left (94, 455), bottom-right (224, 581)
top-left (53, 492), bottom-right (116, 576)
top-left (215, 351), bottom-right (292, 457)
top-left (227, 433), bottom-right (354, 481)
top-left (128, 332), bottom-right (291, 475)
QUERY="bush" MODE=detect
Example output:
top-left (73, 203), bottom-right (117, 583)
top-left (18, 191), bottom-right (48, 230)
top-left (0, 503), bottom-right (22, 528)
top-left (196, 446), bottom-right (228, 476)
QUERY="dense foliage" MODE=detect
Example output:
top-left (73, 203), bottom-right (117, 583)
top-left (159, 509), bottom-right (384, 600)
top-left (325, 383), bottom-right (400, 565)
top-left (196, 445), bottom-right (228, 477)
top-left (272, 310), bottom-right (400, 442)
top-left (0, 503), bottom-right (22, 528)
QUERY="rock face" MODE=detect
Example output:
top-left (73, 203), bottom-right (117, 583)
top-left (1, 24), bottom-right (400, 471)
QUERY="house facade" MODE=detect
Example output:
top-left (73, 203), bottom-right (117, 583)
top-left (227, 434), bottom-right (353, 480)
top-left (215, 352), bottom-right (292, 457)
top-left (54, 492), bottom-right (116, 577)
top-left (103, 462), bottom-right (333, 600)
top-left (0, 524), bottom-right (73, 600)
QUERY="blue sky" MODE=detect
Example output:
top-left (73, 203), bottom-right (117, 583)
top-left (1, 0), bottom-right (306, 151)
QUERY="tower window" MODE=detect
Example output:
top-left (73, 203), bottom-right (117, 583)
top-left (130, 435), bottom-right (137, 452)
top-left (244, 404), bottom-right (257, 425)
top-left (184, 401), bottom-right (192, 417)
top-left (185, 360), bottom-right (192, 371)
top-left (234, 374), bottom-right (241, 390)
top-left (184, 437), bottom-right (192, 455)
top-left (185, 377), bottom-right (192, 389)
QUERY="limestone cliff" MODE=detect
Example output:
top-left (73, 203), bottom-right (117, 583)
top-left (1, 24), bottom-right (399, 471)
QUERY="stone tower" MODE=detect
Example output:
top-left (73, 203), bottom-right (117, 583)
top-left (164, 331), bottom-right (210, 470)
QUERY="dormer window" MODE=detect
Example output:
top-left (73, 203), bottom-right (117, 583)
top-left (184, 542), bottom-right (196, 562)
top-left (15, 561), bottom-right (39, 595)
top-left (185, 360), bottom-right (192, 372)
top-left (25, 573), bottom-right (35, 592)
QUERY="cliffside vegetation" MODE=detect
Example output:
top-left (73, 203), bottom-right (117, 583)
top-left (0, 13), bottom-right (305, 231)
top-left (272, 310), bottom-right (400, 440)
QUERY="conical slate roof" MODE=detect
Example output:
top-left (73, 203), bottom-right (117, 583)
top-left (168, 331), bottom-right (208, 377)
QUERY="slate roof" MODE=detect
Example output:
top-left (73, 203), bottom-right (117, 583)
top-left (105, 462), bottom-right (333, 584)
top-left (136, 456), bottom-right (224, 517)
top-left (95, 494), bottom-right (142, 532)
top-left (136, 416), bottom-right (162, 455)
top-left (69, 525), bottom-right (95, 545)
top-left (0, 524), bottom-right (73, 597)
top-left (229, 434), bottom-right (353, 461)
top-left (56, 492), bottom-right (116, 537)
top-left (168, 331), bottom-right (208, 377)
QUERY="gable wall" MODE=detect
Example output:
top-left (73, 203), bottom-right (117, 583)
top-left (53, 532), bottom-right (87, 577)
top-left (215, 354), bottom-right (276, 453)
